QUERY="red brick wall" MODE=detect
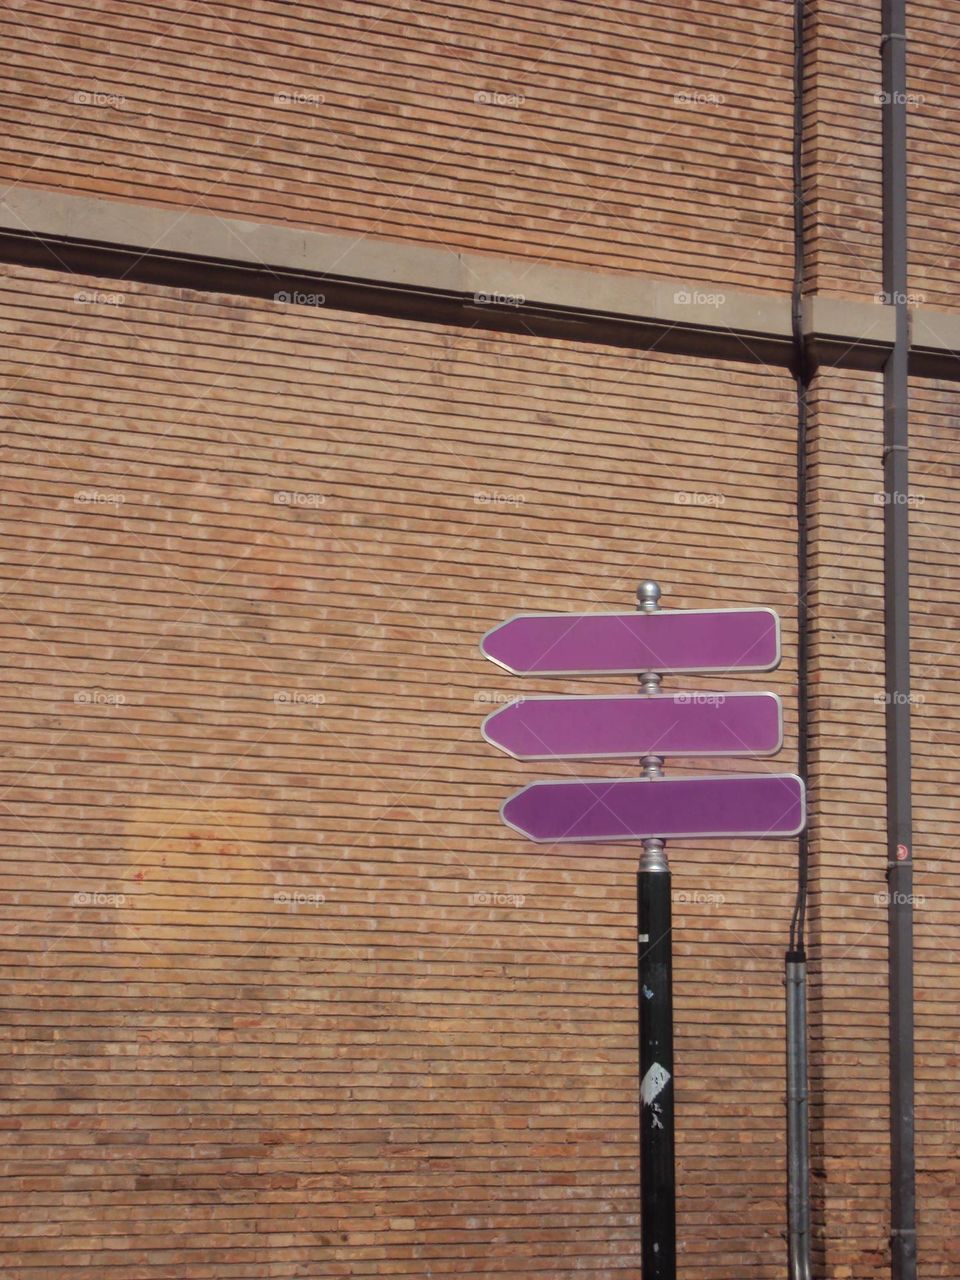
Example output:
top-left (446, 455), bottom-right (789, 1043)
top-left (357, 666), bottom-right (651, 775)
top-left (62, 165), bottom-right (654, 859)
top-left (802, 1), bottom-right (883, 300)
top-left (803, 0), bottom-right (960, 311)
top-left (806, 367), bottom-right (889, 1277)
top-left (804, 368), bottom-right (960, 1280)
top-left (2, 2), bottom-right (958, 1276)
top-left (798, 0), bottom-right (960, 312)
top-left (909, 378), bottom-right (960, 1280)
top-left (0, 262), bottom-right (801, 1278)
top-left (798, 0), bottom-right (960, 311)
top-left (3, 0), bottom-right (794, 290)
top-left (909, 5), bottom-right (960, 310)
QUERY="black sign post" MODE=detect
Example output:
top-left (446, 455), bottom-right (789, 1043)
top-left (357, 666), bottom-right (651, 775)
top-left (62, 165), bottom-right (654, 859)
top-left (636, 580), bottom-right (676, 1279)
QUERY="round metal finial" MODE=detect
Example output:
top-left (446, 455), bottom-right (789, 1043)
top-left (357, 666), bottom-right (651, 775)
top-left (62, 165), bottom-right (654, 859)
top-left (637, 580), bottom-right (662, 612)
top-left (642, 755), bottom-right (664, 781)
top-left (638, 836), bottom-right (668, 873)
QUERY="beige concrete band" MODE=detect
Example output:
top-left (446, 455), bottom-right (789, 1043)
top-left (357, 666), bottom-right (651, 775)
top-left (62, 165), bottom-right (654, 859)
top-left (0, 185), bottom-right (956, 375)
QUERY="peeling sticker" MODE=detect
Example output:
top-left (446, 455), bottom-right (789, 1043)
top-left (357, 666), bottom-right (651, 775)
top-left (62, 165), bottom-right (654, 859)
top-left (640, 1062), bottom-right (671, 1106)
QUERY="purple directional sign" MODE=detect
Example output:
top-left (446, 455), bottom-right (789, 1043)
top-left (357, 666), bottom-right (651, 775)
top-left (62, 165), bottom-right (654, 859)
top-left (501, 774), bottom-right (806, 843)
top-left (482, 692), bottom-right (782, 761)
top-left (481, 608), bottom-right (780, 676)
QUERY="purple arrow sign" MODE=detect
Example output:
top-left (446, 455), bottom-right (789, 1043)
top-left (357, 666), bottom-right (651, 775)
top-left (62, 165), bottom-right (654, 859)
top-left (501, 774), bottom-right (805, 843)
top-left (481, 608), bottom-right (780, 676)
top-left (482, 692), bottom-right (782, 760)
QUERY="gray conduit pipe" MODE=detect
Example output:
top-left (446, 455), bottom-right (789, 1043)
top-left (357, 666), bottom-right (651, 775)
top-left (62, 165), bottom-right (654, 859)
top-left (787, 3), bottom-right (812, 1278)
top-left (880, 1), bottom-right (917, 1277)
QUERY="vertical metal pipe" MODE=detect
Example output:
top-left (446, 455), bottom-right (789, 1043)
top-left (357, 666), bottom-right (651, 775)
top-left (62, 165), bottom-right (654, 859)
top-left (786, 956), bottom-right (812, 1280)
top-left (788, 6), bottom-right (813, 1276)
top-left (880, 1), bottom-right (917, 1277)
top-left (636, 580), bottom-right (676, 1280)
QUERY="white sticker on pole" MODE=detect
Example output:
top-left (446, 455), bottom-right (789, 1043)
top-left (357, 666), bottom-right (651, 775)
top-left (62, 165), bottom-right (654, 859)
top-left (640, 1062), bottom-right (671, 1106)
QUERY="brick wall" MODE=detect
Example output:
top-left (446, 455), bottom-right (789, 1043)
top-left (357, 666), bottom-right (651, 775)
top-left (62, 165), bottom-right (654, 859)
top-left (910, 6), bottom-right (960, 310)
top-left (909, 378), bottom-right (960, 1280)
top-left (0, 262), bottom-right (801, 1278)
top-left (802, 1), bottom-right (883, 300)
top-left (809, 0), bottom-right (960, 312)
top-left (2, 2), bottom-right (958, 1276)
top-left (789, 0), bottom-right (960, 312)
top-left (3, 0), bottom-right (794, 291)
top-left (806, 367), bottom-right (889, 1278)
top-left (803, 368), bottom-right (960, 1280)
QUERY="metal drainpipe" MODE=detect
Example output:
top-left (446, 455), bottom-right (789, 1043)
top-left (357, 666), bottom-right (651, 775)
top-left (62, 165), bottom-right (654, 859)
top-left (880, 1), bottom-right (917, 1277)
top-left (787, 4), bottom-right (812, 1279)
top-left (786, 954), bottom-right (811, 1280)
